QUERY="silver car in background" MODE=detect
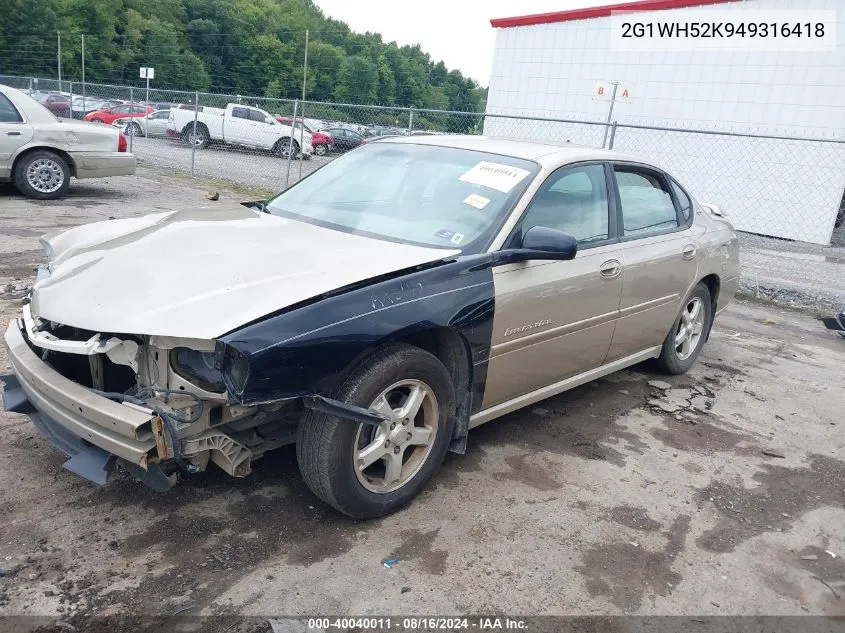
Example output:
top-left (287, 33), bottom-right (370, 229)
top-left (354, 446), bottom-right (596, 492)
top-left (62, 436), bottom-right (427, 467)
top-left (116, 110), bottom-right (172, 138)
top-left (0, 84), bottom-right (136, 199)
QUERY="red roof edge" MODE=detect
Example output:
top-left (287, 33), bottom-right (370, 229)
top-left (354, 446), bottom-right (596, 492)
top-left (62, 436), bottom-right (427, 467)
top-left (491, 0), bottom-right (741, 28)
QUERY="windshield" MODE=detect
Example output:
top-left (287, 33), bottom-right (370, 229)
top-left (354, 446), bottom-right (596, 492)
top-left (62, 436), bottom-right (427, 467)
top-left (265, 142), bottom-right (538, 252)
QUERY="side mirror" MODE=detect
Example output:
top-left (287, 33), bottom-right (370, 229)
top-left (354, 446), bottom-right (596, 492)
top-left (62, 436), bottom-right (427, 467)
top-left (493, 226), bottom-right (578, 265)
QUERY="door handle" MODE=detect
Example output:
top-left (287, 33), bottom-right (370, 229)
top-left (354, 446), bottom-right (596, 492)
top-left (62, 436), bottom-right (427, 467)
top-left (6, 131), bottom-right (21, 136)
top-left (600, 259), bottom-right (622, 278)
top-left (682, 244), bottom-right (696, 260)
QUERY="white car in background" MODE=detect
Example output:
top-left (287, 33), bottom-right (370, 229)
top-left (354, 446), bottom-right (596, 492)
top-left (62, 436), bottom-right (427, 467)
top-left (115, 110), bottom-right (171, 138)
top-left (0, 84), bottom-right (135, 199)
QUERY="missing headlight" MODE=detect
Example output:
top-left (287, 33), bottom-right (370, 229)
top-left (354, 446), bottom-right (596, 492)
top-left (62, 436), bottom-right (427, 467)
top-left (170, 347), bottom-right (226, 392)
top-left (221, 345), bottom-right (250, 396)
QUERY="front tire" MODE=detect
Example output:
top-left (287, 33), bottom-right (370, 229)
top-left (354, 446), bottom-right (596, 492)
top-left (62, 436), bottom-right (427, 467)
top-left (13, 150), bottom-right (70, 200)
top-left (314, 143), bottom-right (327, 156)
top-left (656, 283), bottom-right (712, 374)
top-left (297, 343), bottom-right (456, 518)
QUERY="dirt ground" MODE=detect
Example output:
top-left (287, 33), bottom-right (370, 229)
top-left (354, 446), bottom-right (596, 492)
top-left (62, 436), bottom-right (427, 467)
top-left (0, 171), bottom-right (844, 629)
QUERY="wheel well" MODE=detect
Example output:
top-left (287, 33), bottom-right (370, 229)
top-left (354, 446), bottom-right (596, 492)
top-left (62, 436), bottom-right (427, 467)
top-left (182, 121), bottom-right (208, 136)
top-left (12, 147), bottom-right (76, 178)
top-left (699, 274), bottom-right (720, 311)
top-left (391, 327), bottom-right (473, 448)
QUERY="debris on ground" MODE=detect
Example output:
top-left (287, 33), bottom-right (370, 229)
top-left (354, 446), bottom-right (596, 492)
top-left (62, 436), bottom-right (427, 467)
top-left (532, 407), bottom-right (550, 417)
top-left (383, 559), bottom-right (401, 568)
top-left (762, 450), bottom-right (786, 458)
top-left (801, 555), bottom-right (818, 561)
top-left (810, 576), bottom-right (840, 599)
top-left (206, 191), bottom-right (220, 201)
top-left (648, 380), bottom-right (672, 390)
top-left (401, 587), bottom-right (411, 594)
top-left (825, 550), bottom-right (837, 559)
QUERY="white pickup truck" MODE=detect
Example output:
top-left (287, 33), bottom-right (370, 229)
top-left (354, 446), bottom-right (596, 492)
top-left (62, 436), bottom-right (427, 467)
top-left (168, 103), bottom-right (313, 158)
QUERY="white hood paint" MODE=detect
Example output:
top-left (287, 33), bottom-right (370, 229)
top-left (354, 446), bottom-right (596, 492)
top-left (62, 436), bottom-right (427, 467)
top-left (31, 205), bottom-right (459, 339)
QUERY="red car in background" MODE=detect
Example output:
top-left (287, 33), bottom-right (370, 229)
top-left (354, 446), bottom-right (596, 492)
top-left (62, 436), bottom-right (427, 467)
top-left (33, 93), bottom-right (71, 117)
top-left (274, 116), bottom-right (333, 156)
top-left (84, 103), bottom-right (155, 125)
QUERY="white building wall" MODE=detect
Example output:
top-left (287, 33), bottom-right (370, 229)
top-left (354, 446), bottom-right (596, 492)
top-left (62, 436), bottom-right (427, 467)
top-left (485, 0), bottom-right (845, 244)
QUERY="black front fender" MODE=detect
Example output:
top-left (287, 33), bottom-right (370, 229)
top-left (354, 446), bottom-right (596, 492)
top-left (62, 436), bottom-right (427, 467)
top-left (220, 254), bottom-right (496, 413)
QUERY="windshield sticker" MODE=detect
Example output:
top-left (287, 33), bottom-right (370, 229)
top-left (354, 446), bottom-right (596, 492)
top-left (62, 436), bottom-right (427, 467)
top-left (434, 229), bottom-right (465, 244)
top-left (458, 161), bottom-right (531, 193)
top-left (463, 193), bottom-right (491, 210)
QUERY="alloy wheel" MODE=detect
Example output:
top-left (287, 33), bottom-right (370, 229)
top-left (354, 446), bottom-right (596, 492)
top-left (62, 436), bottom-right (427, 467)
top-left (353, 379), bottom-right (439, 493)
top-left (26, 158), bottom-right (65, 194)
top-left (675, 297), bottom-right (705, 360)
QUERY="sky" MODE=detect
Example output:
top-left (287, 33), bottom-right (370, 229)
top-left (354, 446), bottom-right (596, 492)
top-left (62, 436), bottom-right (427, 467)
top-left (313, 0), bottom-right (611, 86)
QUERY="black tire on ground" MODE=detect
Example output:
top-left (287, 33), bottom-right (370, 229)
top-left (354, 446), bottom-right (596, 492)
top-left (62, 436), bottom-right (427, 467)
top-left (183, 125), bottom-right (209, 149)
top-left (656, 282), bottom-right (713, 375)
top-left (297, 343), bottom-right (456, 519)
top-left (314, 143), bottom-right (327, 156)
top-left (13, 150), bottom-right (71, 200)
top-left (127, 122), bottom-right (143, 137)
top-left (91, 118), bottom-right (104, 124)
top-left (276, 137), bottom-right (300, 158)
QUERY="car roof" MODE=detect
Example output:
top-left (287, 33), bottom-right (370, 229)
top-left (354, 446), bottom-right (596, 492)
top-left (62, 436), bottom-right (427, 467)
top-left (377, 134), bottom-right (642, 165)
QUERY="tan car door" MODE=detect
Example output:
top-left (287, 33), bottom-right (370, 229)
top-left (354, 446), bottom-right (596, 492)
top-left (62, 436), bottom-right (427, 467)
top-left (482, 163), bottom-right (624, 409)
top-left (0, 92), bottom-right (33, 174)
top-left (605, 164), bottom-right (700, 363)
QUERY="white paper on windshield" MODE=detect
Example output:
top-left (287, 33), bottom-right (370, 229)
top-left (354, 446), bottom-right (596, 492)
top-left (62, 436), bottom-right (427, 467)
top-left (459, 161), bottom-right (531, 193)
top-left (463, 193), bottom-right (491, 210)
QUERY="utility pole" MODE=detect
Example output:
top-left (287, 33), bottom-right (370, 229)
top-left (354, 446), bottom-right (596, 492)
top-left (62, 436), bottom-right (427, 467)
top-left (299, 29), bottom-right (309, 180)
top-left (81, 34), bottom-right (86, 113)
top-left (57, 32), bottom-right (62, 92)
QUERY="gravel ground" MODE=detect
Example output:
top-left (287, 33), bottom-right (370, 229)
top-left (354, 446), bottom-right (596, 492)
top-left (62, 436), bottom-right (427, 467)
top-left (738, 232), bottom-right (845, 313)
top-left (129, 136), bottom-right (332, 194)
top-left (0, 171), bottom-right (844, 630)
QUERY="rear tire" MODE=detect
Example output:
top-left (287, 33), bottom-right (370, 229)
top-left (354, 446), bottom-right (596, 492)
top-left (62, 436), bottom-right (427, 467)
top-left (183, 125), bottom-right (209, 149)
top-left (127, 122), bottom-right (143, 137)
top-left (276, 137), bottom-right (300, 159)
top-left (13, 150), bottom-right (70, 200)
top-left (297, 343), bottom-right (455, 519)
top-left (656, 283), bottom-right (712, 374)
top-left (91, 117), bottom-right (104, 124)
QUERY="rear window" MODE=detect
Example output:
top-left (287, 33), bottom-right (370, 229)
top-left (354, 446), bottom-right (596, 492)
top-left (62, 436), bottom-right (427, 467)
top-left (0, 93), bottom-right (23, 122)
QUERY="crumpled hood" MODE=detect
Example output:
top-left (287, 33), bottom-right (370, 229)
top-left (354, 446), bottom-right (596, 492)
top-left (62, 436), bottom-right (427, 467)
top-left (31, 205), bottom-right (459, 338)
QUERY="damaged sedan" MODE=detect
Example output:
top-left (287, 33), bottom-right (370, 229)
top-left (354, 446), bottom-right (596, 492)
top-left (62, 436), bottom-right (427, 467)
top-left (2, 136), bottom-right (739, 518)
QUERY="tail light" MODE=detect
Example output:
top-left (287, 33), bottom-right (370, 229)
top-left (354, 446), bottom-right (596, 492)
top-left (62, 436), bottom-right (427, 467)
top-left (118, 132), bottom-right (128, 152)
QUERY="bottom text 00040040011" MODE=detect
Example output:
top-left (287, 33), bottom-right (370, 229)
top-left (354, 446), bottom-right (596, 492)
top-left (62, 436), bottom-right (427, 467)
top-left (295, 617), bottom-right (528, 631)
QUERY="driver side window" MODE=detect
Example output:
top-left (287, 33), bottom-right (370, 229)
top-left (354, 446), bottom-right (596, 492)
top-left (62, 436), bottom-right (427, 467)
top-left (519, 164), bottom-right (610, 245)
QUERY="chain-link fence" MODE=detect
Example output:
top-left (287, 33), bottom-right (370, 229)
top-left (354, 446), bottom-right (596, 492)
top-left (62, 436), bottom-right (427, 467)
top-left (2, 74), bottom-right (844, 309)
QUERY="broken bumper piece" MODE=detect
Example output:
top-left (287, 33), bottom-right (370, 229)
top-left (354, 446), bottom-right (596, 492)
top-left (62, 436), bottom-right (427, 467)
top-left (2, 318), bottom-right (174, 490)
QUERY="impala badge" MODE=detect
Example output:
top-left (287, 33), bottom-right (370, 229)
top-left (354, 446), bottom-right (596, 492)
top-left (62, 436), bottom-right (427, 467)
top-left (504, 319), bottom-right (552, 337)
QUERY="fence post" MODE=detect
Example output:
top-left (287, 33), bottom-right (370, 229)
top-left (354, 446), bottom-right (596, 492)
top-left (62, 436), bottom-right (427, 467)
top-left (408, 106), bottom-right (414, 135)
top-left (191, 91), bottom-right (199, 178)
top-left (285, 99), bottom-right (299, 189)
top-left (68, 82), bottom-right (73, 118)
top-left (129, 87), bottom-right (134, 153)
top-left (608, 121), bottom-right (617, 149)
top-left (28, 77), bottom-right (32, 92)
